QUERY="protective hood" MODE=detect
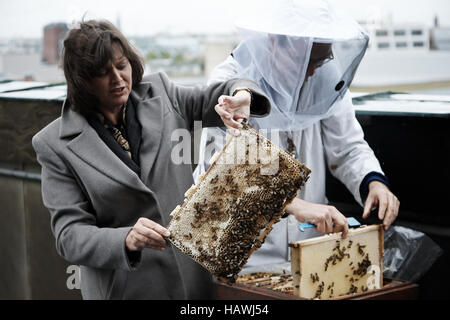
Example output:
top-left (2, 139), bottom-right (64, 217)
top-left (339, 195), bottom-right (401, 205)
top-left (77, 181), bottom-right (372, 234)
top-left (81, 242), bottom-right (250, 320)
top-left (232, 0), bottom-right (369, 130)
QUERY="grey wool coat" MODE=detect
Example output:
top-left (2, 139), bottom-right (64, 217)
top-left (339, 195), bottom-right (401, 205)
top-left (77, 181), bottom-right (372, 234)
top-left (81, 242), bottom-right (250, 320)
top-left (32, 72), bottom-right (270, 299)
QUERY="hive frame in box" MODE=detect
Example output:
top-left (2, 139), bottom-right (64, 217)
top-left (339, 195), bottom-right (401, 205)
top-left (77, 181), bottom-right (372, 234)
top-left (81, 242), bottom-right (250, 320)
top-left (290, 224), bottom-right (384, 299)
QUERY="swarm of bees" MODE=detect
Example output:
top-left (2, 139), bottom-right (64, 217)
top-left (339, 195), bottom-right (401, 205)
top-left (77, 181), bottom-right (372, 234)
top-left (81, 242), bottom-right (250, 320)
top-left (324, 240), bottom-right (351, 272)
top-left (317, 239), bottom-right (374, 297)
top-left (167, 124), bottom-right (311, 283)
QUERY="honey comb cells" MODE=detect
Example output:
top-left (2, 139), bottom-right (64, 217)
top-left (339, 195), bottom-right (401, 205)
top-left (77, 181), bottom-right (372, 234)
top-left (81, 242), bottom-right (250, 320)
top-left (167, 123), bottom-right (311, 283)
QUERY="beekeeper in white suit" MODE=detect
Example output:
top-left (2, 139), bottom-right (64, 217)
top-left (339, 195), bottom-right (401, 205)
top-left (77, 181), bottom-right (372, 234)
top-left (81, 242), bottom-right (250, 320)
top-left (194, 0), bottom-right (400, 269)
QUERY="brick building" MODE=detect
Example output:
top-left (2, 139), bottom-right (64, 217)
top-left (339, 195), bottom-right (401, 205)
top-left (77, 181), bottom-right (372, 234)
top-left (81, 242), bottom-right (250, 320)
top-left (42, 23), bottom-right (68, 65)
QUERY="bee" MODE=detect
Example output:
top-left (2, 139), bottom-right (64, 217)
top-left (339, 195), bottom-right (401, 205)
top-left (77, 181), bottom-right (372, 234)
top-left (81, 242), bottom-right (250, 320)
top-left (190, 222), bottom-right (201, 229)
top-left (183, 233), bottom-right (192, 240)
top-left (357, 243), bottom-right (366, 256)
top-left (347, 240), bottom-right (353, 249)
top-left (210, 175), bottom-right (219, 184)
top-left (348, 284), bottom-right (358, 294)
top-left (225, 175), bottom-right (233, 185)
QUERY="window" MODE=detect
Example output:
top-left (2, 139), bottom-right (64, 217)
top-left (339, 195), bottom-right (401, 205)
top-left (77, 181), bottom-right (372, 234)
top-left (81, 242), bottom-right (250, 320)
top-left (377, 42), bottom-right (390, 49)
top-left (376, 30), bottom-right (388, 36)
top-left (394, 30), bottom-right (406, 36)
top-left (411, 29), bottom-right (423, 36)
top-left (413, 41), bottom-right (424, 47)
top-left (396, 42), bottom-right (408, 48)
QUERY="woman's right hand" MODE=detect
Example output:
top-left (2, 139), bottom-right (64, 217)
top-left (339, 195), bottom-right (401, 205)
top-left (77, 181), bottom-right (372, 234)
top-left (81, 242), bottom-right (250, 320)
top-left (125, 217), bottom-right (171, 251)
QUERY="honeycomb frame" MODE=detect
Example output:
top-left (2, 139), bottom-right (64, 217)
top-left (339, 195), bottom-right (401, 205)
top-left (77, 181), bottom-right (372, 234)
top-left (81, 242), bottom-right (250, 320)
top-left (167, 123), bottom-right (311, 283)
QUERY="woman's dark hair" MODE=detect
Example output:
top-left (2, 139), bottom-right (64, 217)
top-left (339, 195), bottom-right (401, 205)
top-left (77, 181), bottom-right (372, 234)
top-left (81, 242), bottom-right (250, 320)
top-left (62, 19), bottom-right (144, 115)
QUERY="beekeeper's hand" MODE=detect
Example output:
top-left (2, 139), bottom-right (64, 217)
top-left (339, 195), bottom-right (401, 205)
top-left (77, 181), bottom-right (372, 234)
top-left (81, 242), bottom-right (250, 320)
top-left (214, 89), bottom-right (251, 136)
top-left (286, 198), bottom-right (349, 238)
top-left (362, 181), bottom-right (400, 230)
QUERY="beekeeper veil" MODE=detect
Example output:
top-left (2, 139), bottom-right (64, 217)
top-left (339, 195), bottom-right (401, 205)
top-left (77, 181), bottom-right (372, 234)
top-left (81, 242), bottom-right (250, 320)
top-left (232, 0), bottom-right (369, 130)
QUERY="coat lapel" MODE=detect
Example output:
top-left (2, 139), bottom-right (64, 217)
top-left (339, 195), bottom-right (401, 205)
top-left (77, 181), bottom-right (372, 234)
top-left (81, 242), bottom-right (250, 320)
top-left (131, 82), bottom-right (164, 186)
top-left (60, 100), bottom-right (151, 194)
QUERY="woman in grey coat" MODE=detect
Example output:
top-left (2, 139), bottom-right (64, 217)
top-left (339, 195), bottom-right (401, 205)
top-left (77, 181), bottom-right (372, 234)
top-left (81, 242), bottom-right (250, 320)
top-left (32, 20), bottom-right (270, 299)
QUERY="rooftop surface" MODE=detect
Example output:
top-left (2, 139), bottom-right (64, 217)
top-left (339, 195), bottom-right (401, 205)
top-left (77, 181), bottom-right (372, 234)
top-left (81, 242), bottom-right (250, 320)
top-left (1, 81), bottom-right (449, 118)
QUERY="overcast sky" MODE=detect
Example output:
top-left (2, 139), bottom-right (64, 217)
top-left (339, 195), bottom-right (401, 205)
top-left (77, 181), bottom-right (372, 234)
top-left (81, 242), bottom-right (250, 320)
top-left (1, 0), bottom-right (450, 39)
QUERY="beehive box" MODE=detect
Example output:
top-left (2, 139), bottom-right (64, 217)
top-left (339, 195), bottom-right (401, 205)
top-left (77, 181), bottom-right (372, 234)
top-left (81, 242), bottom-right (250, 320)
top-left (215, 273), bottom-right (418, 300)
top-left (289, 225), bottom-right (384, 299)
top-left (167, 124), bottom-right (310, 283)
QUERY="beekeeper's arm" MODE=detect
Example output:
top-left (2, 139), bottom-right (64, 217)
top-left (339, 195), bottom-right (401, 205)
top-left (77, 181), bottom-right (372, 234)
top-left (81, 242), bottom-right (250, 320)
top-left (207, 54), bottom-right (349, 237)
top-left (321, 92), bottom-right (400, 230)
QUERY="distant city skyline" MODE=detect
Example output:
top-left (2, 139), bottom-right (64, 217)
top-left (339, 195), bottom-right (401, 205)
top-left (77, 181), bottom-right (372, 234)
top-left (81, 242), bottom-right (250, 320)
top-left (1, 0), bottom-right (450, 39)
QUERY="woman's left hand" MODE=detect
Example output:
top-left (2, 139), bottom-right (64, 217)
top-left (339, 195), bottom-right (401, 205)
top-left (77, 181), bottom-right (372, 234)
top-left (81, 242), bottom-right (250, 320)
top-left (214, 90), bottom-right (251, 136)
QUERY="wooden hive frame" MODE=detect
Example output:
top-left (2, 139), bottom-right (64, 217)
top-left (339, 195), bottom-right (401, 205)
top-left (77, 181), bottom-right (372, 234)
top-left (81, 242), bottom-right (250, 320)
top-left (290, 225), bottom-right (384, 299)
top-left (167, 124), bottom-right (311, 283)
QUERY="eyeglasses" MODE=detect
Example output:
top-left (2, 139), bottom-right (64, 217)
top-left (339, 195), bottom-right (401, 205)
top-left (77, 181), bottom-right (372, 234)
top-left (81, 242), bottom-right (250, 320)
top-left (309, 51), bottom-right (334, 68)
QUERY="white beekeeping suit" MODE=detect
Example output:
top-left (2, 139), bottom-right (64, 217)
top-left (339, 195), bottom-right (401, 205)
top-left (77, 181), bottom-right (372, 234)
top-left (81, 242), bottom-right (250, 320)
top-left (194, 0), bottom-right (386, 270)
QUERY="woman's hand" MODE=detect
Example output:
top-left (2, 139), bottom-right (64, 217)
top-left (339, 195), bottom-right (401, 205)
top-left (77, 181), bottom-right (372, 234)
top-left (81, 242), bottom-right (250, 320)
top-left (362, 181), bottom-right (400, 230)
top-left (285, 198), bottom-right (349, 238)
top-left (214, 89), bottom-right (251, 136)
top-left (125, 217), bottom-right (171, 251)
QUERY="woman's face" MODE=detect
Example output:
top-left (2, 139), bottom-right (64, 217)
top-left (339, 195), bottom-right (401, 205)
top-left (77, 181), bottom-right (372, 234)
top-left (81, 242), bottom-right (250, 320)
top-left (90, 43), bottom-right (132, 113)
